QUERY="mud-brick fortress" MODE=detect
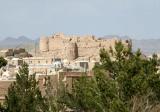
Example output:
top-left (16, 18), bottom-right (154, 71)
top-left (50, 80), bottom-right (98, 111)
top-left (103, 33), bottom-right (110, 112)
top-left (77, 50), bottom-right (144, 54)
top-left (39, 33), bottom-right (131, 60)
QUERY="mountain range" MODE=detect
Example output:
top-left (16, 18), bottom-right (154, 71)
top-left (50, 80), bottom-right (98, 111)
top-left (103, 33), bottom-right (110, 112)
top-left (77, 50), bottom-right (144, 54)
top-left (0, 36), bottom-right (38, 52)
top-left (132, 39), bottom-right (160, 55)
top-left (0, 36), bottom-right (160, 55)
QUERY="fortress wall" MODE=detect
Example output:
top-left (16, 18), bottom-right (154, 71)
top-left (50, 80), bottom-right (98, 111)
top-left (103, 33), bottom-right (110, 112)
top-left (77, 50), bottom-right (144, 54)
top-left (77, 47), bottom-right (100, 57)
top-left (65, 43), bottom-right (78, 60)
top-left (99, 39), bottom-right (119, 50)
top-left (78, 35), bottom-right (95, 42)
top-left (48, 37), bottom-right (55, 51)
top-left (70, 36), bottom-right (79, 42)
top-left (76, 41), bottom-right (100, 57)
top-left (54, 33), bottom-right (65, 39)
top-left (39, 33), bottom-right (131, 60)
top-left (77, 42), bottom-right (99, 48)
top-left (39, 37), bottom-right (49, 52)
top-left (48, 37), bottom-right (68, 51)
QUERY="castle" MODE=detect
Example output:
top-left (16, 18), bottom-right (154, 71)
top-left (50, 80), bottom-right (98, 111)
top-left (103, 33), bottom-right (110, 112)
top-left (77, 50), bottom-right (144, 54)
top-left (39, 33), bottom-right (131, 60)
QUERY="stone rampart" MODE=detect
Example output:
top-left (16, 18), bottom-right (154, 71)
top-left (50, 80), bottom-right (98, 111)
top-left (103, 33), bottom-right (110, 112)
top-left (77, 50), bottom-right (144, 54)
top-left (39, 33), bottom-right (131, 60)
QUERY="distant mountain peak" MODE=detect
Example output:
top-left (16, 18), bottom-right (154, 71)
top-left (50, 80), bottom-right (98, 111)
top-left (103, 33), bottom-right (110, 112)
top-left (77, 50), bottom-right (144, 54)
top-left (5, 37), bottom-right (15, 40)
top-left (0, 36), bottom-right (35, 49)
top-left (17, 36), bottom-right (33, 41)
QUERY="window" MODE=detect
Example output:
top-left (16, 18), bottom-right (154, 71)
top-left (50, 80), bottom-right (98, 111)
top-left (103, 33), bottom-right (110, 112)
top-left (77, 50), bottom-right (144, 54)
top-left (80, 62), bottom-right (88, 69)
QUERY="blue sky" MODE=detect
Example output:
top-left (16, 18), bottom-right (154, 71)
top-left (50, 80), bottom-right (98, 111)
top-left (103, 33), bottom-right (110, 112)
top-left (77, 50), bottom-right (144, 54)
top-left (0, 0), bottom-right (160, 39)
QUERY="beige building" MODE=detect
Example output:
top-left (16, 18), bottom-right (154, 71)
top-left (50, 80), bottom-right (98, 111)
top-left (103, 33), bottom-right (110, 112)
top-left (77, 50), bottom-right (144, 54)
top-left (11, 58), bottom-right (23, 66)
top-left (71, 56), bottom-right (99, 71)
top-left (23, 57), bottom-right (54, 65)
top-left (39, 33), bottom-right (131, 61)
top-left (23, 57), bottom-right (54, 75)
top-left (0, 49), bottom-right (13, 57)
top-left (0, 48), bottom-right (32, 58)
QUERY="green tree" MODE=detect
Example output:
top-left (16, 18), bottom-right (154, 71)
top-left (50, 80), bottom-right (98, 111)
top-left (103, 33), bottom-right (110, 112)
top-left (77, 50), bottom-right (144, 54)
top-left (0, 57), bottom-right (7, 68)
top-left (64, 75), bottom-right (104, 112)
top-left (0, 57), bottom-right (7, 111)
top-left (44, 76), bottom-right (65, 112)
top-left (94, 41), bottom-right (160, 112)
top-left (4, 63), bottom-right (47, 112)
top-left (64, 41), bottom-right (160, 112)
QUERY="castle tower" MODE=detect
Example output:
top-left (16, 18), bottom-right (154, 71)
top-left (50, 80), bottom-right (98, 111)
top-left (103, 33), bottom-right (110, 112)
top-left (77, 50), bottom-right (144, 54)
top-left (39, 37), bottom-right (49, 52)
top-left (65, 43), bottom-right (78, 60)
top-left (48, 37), bottom-right (55, 51)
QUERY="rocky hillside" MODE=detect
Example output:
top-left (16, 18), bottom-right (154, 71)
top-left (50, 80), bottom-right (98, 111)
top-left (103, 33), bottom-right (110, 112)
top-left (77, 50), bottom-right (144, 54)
top-left (0, 36), bottom-right (38, 53)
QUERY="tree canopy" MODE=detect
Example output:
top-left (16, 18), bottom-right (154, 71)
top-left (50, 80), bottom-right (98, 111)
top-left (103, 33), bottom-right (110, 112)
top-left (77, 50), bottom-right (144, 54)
top-left (63, 41), bottom-right (160, 112)
top-left (4, 63), bottom-right (47, 112)
top-left (0, 57), bottom-right (7, 68)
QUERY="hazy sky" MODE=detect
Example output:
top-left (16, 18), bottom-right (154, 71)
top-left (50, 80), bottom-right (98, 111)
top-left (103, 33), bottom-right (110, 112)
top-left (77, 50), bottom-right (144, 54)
top-left (0, 0), bottom-right (160, 39)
